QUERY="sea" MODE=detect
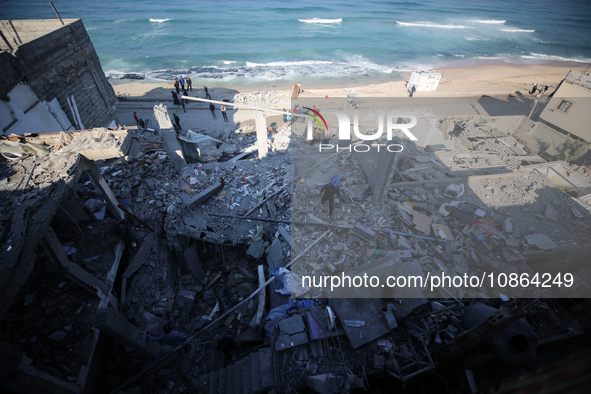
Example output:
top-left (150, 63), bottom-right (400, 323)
top-left (2, 0), bottom-right (591, 88)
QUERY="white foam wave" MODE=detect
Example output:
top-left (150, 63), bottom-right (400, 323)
top-left (149, 18), bottom-right (171, 23)
top-left (188, 57), bottom-right (408, 82)
top-left (501, 28), bottom-right (535, 33)
top-left (464, 36), bottom-right (488, 41)
top-left (397, 21), bottom-right (470, 29)
top-left (299, 18), bottom-right (342, 24)
top-left (475, 19), bottom-right (506, 24)
top-left (222, 60), bottom-right (237, 64)
top-left (522, 53), bottom-right (591, 63)
top-left (246, 60), bottom-right (334, 68)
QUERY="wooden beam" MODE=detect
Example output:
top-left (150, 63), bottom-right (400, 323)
top-left (82, 157), bottom-right (125, 220)
top-left (44, 227), bottom-right (109, 298)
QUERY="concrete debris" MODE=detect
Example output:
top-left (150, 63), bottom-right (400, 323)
top-left (2, 90), bottom-right (591, 394)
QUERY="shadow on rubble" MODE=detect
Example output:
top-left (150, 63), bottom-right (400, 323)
top-left (477, 94), bottom-right (535, 117)
top-left (285, 115), bottom-right (591, 392)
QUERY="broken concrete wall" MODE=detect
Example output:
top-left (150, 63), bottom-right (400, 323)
top-left (0, 19), bottom-right (118, 132)
top-left (353, 139), bottom-right (400, 202)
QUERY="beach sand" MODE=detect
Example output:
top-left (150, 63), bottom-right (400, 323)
top-left (111, 63), bottom-right (589, 102)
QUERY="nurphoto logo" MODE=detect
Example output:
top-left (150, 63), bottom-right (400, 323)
top-left (304, 109), bottom-right (419, 153)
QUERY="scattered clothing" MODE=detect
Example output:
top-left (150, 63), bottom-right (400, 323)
top-left (148, 330), bottom-right (187, 347)
top-left (210, 103), bottom-right (216, 119)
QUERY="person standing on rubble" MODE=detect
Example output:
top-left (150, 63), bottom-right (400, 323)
top-left (320, 183), bottom-right (340, 218)
top-left (209, 102), bottom-right (217, 119)
top-left (220, 104), bottom-right (228, 122)
top-left (173, 113), bottom-right (182, 131)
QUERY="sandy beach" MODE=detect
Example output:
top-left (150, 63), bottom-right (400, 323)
top-left (110, 63), bottom-right (589, 102)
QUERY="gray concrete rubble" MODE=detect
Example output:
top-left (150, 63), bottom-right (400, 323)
top-left (1, 89), bottom-right (591, 394)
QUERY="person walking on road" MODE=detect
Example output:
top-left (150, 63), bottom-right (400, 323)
top-left (179, 76), bottom-right (185, 91)
top-left (209, 103), bottom-right (217, 119)
top-left (174, 77), bottom-right (180, 94)
top-left (134, 112), bottom-right (139, 125)
top-left (204, 86), bottom-right (211, 99)
top-left (186, 76), bottom-right (192, 91)
top-left (221, 104), bottom-right (228, 122)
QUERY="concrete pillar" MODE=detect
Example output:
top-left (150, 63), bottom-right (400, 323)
top-left (255, 110), bottom-right (268, 159)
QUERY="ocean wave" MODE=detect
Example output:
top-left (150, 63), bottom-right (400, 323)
top-left (298, 18), bottom-right (342, 24)
top-left (500, 28), bottom-right (535, 33)
top-left (397, 21), bottom-right (470, 29)
top-left (475, 19), bottom-right (506, 24)
top-left (464, 36), bottom-right (488, 41)
top-left (222, 60), bottom-right (237, 64)
top-left (127, 57), bottom-right (417, 83)
top-left (149, 18), bottom-right (171, 23)
top-left (521, 53), bottom-right (591, 63)
top-left (246, 60), bottom-right (334, 68)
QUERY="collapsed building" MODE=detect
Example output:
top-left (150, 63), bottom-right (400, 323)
top-left (2, 17), bottom-right (591, 394)
top-left (1, 19), bottom-right (118, 135)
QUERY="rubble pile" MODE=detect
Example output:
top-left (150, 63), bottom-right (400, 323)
top-left (1, 263), bottom-right (98, 383)
top-left (2, 105), bottom-right (591, 393)
top-left (233, 90), bottom-right (286, 108)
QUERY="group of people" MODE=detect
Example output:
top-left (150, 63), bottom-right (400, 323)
top-left (173, 75), bottom-right (192, 94)
top-left (172, 77), bottom-right (226, 121)
top-left (210, 103), bottom-right (229, 122)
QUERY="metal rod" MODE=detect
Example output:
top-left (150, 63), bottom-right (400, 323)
top-left (375, 228), bottom-right (448, 243)
top-left (50, 2), bottom-right (64, 25)
top-left (117, 203), bottom-right (154, 232)
top-left (22, 162), bottom-right (36, 191)
top-left (0, 30), bottom-right (13, 52)
top-left (207, 213), bottom-right (290, 224)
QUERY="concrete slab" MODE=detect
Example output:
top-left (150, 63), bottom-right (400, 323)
top-left (331, 299), bottom-right (390, 349)
top-left (279, 315), bottom-right (305, 335)
top-left (275, 332), bottom-right (309, 351)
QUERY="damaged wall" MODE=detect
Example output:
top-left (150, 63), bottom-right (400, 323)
top-left (0, 19), bottom-right (118, 134)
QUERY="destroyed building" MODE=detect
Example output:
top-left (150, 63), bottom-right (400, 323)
top-left (1, 19), bottom-right (118, 135)
top-left (2, 19), bottom-right (591, 393)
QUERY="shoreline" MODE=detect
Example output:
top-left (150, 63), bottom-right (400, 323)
top-left (110, 60), bottom-right (589, 101)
